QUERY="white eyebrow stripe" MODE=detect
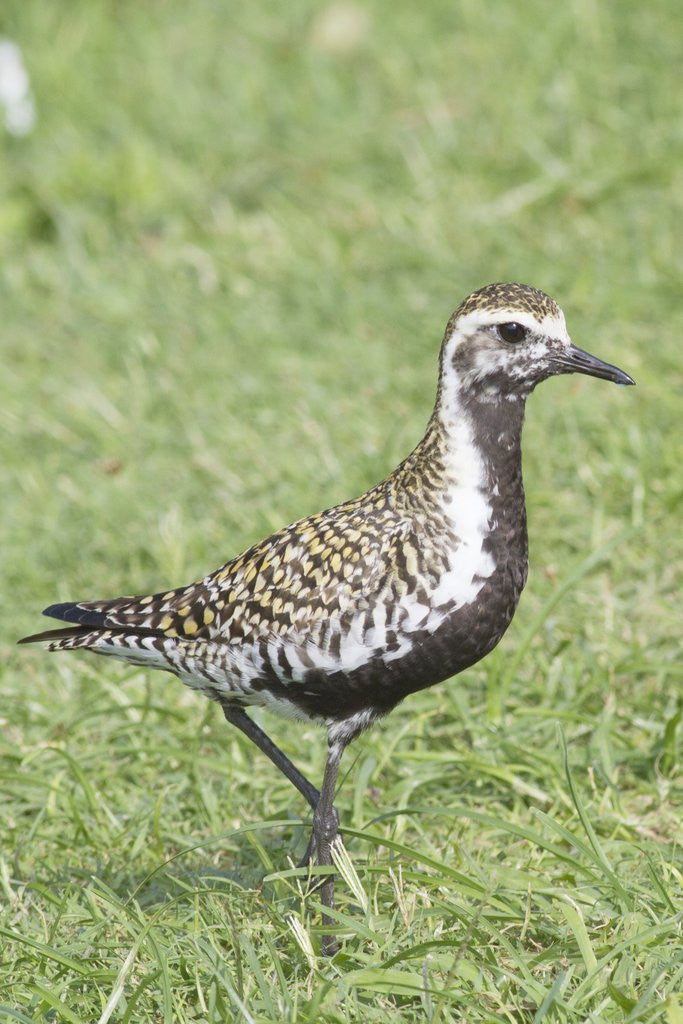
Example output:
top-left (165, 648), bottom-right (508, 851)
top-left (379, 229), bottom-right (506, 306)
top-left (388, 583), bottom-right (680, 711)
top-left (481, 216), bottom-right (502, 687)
top-left (455, 308), bottom-right (568, 338)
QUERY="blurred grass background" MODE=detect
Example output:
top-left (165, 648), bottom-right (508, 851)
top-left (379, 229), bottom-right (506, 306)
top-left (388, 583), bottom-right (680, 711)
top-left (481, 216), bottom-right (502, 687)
top-left (1, 0), bottom-right (681, 1021)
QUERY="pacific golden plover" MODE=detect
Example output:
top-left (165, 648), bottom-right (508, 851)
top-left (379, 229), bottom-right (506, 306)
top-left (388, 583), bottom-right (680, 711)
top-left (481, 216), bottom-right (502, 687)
top-left (20, 282), bottom-right (634, 954)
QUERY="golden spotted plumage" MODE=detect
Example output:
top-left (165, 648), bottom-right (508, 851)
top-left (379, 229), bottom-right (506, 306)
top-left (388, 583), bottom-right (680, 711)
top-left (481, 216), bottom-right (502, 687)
top-left (71, 419), bottom-right (453, 649)
top-left (20, 281), bottom-right (634, 955)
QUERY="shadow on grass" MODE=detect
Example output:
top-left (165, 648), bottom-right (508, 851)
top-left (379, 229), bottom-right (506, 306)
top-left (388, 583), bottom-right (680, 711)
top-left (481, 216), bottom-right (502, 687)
top-left (25, 815), bottom-right (317, 914)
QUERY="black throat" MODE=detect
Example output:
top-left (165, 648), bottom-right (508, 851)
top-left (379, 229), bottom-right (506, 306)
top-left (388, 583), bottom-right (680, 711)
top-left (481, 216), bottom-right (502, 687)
top-left (461, 390), bottom-right (527, 479)
top-left (457, 389), bottom-right (528, 564)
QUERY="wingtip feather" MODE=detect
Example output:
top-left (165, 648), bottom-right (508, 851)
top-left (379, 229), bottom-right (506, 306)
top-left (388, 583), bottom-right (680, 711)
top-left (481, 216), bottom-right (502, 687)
top-left (42, 602), bottom-right (109, 628)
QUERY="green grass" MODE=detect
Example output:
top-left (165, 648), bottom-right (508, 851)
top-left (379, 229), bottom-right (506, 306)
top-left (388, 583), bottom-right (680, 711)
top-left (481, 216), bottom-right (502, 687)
top-left (1, 0), bottom-right (681, 1020)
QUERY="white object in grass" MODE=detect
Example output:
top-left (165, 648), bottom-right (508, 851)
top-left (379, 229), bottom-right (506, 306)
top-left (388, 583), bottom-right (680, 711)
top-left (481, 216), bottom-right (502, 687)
top-left (0, 39), bottom-right (36, 136)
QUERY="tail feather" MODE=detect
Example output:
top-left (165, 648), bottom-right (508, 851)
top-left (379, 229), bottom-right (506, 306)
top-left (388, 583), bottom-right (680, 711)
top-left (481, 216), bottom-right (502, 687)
top-left (18, 599), bottom-right (168, 650)
top-left (18, 624), bottom-right (96, 645)
top-left (18, 622), bottom-right (96, 647)
top-left (19, 580), bottom-right (214, 655)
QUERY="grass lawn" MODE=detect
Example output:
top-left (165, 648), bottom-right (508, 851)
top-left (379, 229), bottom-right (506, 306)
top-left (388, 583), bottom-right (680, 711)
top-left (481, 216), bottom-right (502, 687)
top-left (1, 0), bottom-right (681, 1020)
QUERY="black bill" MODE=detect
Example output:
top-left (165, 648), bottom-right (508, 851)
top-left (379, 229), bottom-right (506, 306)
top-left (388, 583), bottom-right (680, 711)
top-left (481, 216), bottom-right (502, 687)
top-left (555, 344), bottom-right (635, 386)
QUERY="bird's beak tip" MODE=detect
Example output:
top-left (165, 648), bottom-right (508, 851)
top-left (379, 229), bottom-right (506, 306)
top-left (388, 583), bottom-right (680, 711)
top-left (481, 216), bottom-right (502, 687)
top-left (559, 344), bottom-right (636, 388)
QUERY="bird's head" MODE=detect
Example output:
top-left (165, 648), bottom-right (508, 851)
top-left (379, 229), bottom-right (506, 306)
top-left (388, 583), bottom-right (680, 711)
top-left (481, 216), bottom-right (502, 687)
top-left (439, 282), bottom-right (634, 404)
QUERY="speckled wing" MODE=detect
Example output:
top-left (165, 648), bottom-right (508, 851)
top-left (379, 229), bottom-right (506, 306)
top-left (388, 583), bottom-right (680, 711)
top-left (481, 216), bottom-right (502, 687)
top-left (50, 489), bottom-right (412, 657)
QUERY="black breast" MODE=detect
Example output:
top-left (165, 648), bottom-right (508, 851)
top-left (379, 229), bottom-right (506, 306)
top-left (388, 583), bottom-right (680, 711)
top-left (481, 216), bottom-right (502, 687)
top-left (279, 400), bottom-right (530, 723)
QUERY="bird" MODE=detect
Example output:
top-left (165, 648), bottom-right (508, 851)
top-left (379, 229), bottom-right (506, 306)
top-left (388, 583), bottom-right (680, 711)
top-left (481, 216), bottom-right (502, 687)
top-left (19, 282), bottom-right (634, 954)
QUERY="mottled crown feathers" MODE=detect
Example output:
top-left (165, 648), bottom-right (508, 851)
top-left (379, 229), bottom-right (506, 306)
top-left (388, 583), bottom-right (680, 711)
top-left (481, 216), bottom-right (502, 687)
top-left (445, 283), bottom-right (561, 335)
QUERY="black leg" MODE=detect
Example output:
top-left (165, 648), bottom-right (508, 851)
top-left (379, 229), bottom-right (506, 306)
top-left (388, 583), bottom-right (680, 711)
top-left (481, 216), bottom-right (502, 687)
top-left (312, 737), bottom-right (347, 956)
top-left (221, 702), bottom-right (352, 956)
top-left (220, 703), bottom-right (320, 810)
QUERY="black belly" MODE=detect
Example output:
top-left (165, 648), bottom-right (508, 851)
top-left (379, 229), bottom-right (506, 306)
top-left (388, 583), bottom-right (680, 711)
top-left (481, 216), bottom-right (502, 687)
top-left (247, 559), bottom-right (527, 723)
top-left (248, 467), bottom-right (529, 724)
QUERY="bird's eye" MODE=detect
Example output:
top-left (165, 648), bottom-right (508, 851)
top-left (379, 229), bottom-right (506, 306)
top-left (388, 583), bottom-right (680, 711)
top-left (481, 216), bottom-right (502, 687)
top-left (497, 322), bottom-right (528, 344)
